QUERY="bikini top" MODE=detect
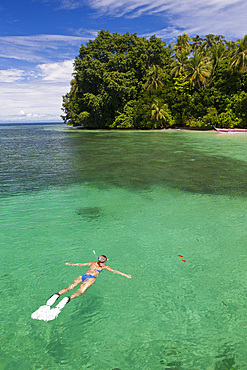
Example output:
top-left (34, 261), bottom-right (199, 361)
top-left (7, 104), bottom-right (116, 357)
top-left (89, 268), bottom-right (102, 273)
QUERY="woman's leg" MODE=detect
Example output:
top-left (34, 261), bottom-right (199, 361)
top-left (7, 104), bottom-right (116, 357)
top-left (70, 278), bottom-right (96, 299)
top-left (58, 276), bottom-right (82, 295)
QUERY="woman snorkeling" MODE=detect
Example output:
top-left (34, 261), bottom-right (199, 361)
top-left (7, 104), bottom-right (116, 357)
top-left (32, 253), bottom-right (131, 321)
top-left (46, 254), bottom-right (131, 307)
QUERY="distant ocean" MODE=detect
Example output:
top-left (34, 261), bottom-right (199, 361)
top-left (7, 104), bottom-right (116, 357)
top-left (1, 123), bottom-right (247, 368)
top-left (0, 121), bottom-right (62, 126)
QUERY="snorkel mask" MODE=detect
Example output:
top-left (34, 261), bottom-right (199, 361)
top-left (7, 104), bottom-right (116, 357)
top-left (93, 250), bottom-right (109, 262)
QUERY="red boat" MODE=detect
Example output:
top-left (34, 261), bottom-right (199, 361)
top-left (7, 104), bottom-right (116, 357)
top-left (214, 127), bottom-right (247, 134)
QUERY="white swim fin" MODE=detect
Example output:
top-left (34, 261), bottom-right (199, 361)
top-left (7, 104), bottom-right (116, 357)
top-left (31, 297), bottom-right (70, 322)
top-left (31, 304), bottom-right (52, 321)
top-left (46, 293), bottom-right (60, 306)
top-left (56, 297), bottom-right (70, 310)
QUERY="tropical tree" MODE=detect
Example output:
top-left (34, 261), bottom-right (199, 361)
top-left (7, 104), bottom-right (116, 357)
top-left (62, 30), bottom-right (169, 127)
top-left (215, 35), bottom-right (225, 45)
top-left (191, 35), bottom-right (203, 52)
top-left (171, 34), bottom-right (191, 54)
top-left (171, 50), bottom-right (189, 77)
top-left (226, 40), bottom-right (237, 55)
top-left (70, 78), bottom-right (78, 96)
top-left (203, 34), bottom-right (217, 50)
top-left (210, 43), bottom-right (227, 76)
top-left (184, 52), bottom-right (212, 88)
top-left (229, 35), bottom-right (247, 74)
top-left (151, 98), bottom-right (172, 128)
top-left (144, 65), bottom-right (164, 90)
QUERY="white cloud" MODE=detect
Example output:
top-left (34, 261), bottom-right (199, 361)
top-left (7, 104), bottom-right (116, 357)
top-left (0, 34), bottom-right (88, 63)
top-left (37, 60), bottom-right (74, 81)
top-left (87, 0), bottom-right (243, 17)
top-left (16, 110), bottom-right (57, 121)
top-left (0, 60), bottom-right (74, 122)
top-left (0, 68), bottom-right (26, 83)
top-left (44, 0), bottom-right (246, 39)
top-left (0, 31), bottom-right (100, 122)
top-left (58, 0), bottom-right (81, 9)
top-left (86, 0), bottom-right (246, 39)
top-left (72, 28), bottom-right (99, 38)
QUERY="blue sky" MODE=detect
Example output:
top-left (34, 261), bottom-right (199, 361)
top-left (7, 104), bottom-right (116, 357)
top-left (0, 0), bottom-right (246, 122)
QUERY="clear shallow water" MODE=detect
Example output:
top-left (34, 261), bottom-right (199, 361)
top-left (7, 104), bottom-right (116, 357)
top-left (1, 124), bottom-right (247, 369)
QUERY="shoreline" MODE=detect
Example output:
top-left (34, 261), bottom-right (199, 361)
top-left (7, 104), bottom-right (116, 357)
top-left (65, 126), bottom-right (216, 133)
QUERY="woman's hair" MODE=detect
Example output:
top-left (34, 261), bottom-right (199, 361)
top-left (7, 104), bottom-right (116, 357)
top-left (97, 255), bottom-right (107, 267)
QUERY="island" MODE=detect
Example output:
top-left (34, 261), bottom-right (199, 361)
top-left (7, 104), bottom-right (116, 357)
top-left (61, 30), bottom-right (247, 130)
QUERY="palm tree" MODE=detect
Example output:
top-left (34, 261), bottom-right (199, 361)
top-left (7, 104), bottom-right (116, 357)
top-left (184, 52), bottom-right (212, 88)
top-left (215, 35), bottom-right (225, 45)
top-left (210, 43), bottom-right (227, 76)
top-left (171, 50), bottom-right (189, 77)
top-left (191, 35), bottom-right (203, 52)
top-left (226, 40), bottom-right (236, 52)
top-left (203, 34), bottom-right (226, 51)
top-left (229, 35), bottom-right (247, 74)
top-left (144, 65), bottom-right (164, 90)
top-left (151, 99), bottom-right (170, 128)
top-left (203, 34), bottom-right (217, 50)
top-left (171, 34), bottom-right (191, 54)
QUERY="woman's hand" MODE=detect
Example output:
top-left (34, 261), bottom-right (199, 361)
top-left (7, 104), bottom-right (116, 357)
top-left (65, 262), bottom-right (71, 266)
top-left (125, 274), bottom-right (132, 279)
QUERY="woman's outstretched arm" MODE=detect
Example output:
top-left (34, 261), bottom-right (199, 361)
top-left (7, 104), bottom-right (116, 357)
top-left (105, 265), bottom-right (131, 278)
top-left (65, 262), bottom-right (91, 267)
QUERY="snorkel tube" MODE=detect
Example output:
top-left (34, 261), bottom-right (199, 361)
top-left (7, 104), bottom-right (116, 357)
top-left (93, 250), bottom-right (99, 259)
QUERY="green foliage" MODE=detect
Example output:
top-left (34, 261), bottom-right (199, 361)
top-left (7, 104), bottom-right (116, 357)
top-left (151, 98), bottom-right (174, 128)
top-left (61, 30), bottom-right (247, 129)
top-left (173, 75), bottom-right (190, 93)
top-left (110, 101), bottom-right (135, 129)
top-left (229, 35), bottom-right (247, 74)
top-left (71, 111), bottom-right (90, 127)
top-left (171, 34), bottom-right (191, 54)
top-left (184, 51), bottom-right (212, 88)
top-left (62, 30), bottom-right (169, 128)
top-left (171, 51), bottom-right (189, 78)
top-left (201, 107), bottom-right (218, 127)
top-left (185, 107), bottom-right (242, 128)
top-left (144, 65), bottom-right (164, 90)
top-left (217, 109), bottom-right (242, 128)
top-left (185, 107), bottom-right (218, 129)
top-left (227, 91), bottom-right (247, 125)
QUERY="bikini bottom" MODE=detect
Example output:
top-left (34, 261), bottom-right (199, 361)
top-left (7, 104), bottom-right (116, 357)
top-left (81, 274), bottom-right (97, 282)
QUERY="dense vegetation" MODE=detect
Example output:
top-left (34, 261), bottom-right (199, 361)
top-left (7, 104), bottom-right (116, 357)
top-left (61, 30), bottom-right (247, 129)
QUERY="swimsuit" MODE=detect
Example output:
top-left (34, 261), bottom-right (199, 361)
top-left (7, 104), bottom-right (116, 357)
top-left (89, 268), bottom-right (102, 273)
top-left (81, 274), bottom-right (96, 281)
top-left (81, 268), bottom-right (102, 282)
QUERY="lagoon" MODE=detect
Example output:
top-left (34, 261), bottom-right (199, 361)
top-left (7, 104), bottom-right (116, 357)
top-left (1, 124), bottom-right (247, 368)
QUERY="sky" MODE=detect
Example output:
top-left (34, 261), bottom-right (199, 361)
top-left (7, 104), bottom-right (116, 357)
top-left (0, 0), bottom-right (246, 123)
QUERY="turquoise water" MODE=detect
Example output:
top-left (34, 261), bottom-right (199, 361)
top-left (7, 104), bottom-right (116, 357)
top-left (1, 124), bottom-right (247, 369)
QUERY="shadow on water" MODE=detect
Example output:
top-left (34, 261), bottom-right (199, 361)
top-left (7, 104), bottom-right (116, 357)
top-left (120, 338), bottom-right (239, 369)
top-left (215, 344), bottom-right (238, 369)
top-left (62, 131), bottom-right (247, 197)
top-left (75, 207), bottom-right (103, 221)
top-left (1, 127), bottom-right (247, 197)
top-left (45, 296), bottom-right (103, 367)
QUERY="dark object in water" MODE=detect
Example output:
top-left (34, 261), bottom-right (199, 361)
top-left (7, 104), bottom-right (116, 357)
top-left (75, 207), bottom-right (102, 221)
